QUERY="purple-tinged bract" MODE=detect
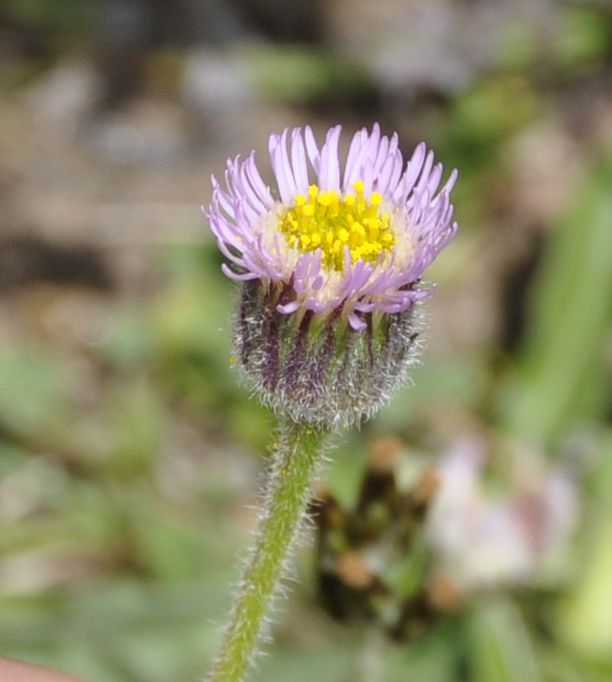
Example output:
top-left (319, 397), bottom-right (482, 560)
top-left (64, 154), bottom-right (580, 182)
top-left (205, 125), bottom-right (458, 427)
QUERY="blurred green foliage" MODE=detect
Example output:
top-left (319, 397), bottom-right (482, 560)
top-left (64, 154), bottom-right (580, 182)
top-left (505, 159), bottom-right (612, 445)
top-left (1, 0), bottom-right (87, 52)
top-left (1, 1), bottom-right (612, 681)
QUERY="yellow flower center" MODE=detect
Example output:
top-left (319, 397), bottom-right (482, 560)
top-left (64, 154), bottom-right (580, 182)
top-left (277, 180), bottom-right (396, 271)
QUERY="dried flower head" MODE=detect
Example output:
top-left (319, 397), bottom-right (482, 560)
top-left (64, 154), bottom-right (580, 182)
top-left (206, 124), bottom-right (458, 427)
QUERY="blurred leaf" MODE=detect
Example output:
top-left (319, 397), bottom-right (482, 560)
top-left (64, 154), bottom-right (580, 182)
top-left (225, 401), bottom-right (272, 454)
top-left (152, 258), bottom-right (235, 415)
top-left (558, 434), bottom-right (612, 659)
top-left (498, 6), bottom-right (611, 76)
top-left (446, 77), bottom-right (539, 172)
top-left (0, 441), bottom-right (27, 476)
top-left (378, 357), bottom-right (488, 432)
top-left (257, 640), bottom-right (355, 682)
top-left (384, 536), bottom-right (429, 601)
top-left (0, 580), bottom-right (235, 681)
top-left (101, 305), bottom-right (153, 372)
top-left (0, 348), bottom-right (72, 437)
top-left (387, 625), bottom-right (462, 682)
top-left (498, 20), bottom-right (541, 72)
top-left (103, 379), bottom-right (165, 477)
top-left (324, 434), bottom-right (368, 511)
top-left (134, 516), bottom-right (206, 581)
top-left (538, 642), bottom-right (611, 682)
top-left (2, 0), bottom-right (86, 36)
top-left (504, 158), bottom-right (612, 445)
top-left (554, 6), bottom-right (612, 75)
top-left (470, 598), bottom-right (542, 682)
top-left (246, 46), bottom-right (372, 104)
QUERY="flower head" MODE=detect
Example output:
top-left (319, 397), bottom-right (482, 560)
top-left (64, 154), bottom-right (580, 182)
top-left (208, 124), bottom-right (457, 330)
top-left (205, 124), bottom-right (458, 427)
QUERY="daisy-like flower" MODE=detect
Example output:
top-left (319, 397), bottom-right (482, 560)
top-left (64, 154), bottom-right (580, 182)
top-left (205, 130), bottom-right (459, 681)
top-left (206, 124), bottom-right (458, 427)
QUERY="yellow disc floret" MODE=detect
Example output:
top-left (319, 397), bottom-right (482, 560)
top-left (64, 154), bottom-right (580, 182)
top-left (277, 180), bottom-right (396, 271)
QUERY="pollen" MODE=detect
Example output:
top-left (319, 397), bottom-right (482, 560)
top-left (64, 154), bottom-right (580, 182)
top-left (277, 182), bottom-right (396, 271)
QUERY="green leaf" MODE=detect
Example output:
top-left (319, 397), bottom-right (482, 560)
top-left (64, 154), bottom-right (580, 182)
top-left (503, 158), bottom-right (612, 446)
top-left (470, 598), bottom-right (542, 682)
top-left (558, 434), bottom-right (612, 659)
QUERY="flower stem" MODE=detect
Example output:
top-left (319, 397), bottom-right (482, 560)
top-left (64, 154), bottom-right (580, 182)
top-left (208, 419), bottom-right (326, 682)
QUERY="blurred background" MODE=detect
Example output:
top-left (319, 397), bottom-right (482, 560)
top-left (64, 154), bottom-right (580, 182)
top-left (1, 0), bottom-right (612, 680)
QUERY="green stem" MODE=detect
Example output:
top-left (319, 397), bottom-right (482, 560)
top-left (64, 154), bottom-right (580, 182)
top-left (208, 419), bottom-right (326, 682)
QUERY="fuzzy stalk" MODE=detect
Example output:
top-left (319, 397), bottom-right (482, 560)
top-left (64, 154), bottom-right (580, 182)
top-left (207, 419), bottom-right (326, 682)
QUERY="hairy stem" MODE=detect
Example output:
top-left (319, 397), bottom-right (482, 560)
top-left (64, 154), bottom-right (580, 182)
top-left (207, 420), bottom-right (326, 682)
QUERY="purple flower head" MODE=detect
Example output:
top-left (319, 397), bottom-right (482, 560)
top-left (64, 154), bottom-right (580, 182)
top-left (206, 124), bottom-right (458, 331)
top-left (206, 125), bottom-right (458, 427)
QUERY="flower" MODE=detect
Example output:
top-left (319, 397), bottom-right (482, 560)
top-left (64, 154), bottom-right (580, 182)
top-left (207, 124), bottom-right (457, 331)
top-left (427, 438), bottom-right (579, 593)
top-left (205, 125), bottom-right (458, 427)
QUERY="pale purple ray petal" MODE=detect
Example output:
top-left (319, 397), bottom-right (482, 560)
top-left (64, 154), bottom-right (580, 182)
top-left (343, 127), bottom-right (367, 189)
top-left (290, 128), bottom-right (309, 193)
top-left (318, 125), bottom-right (342, 191)
top-left (221, 263), bottom-right (259, 281)
top-left (385, 151), bottom-right (404, 196)
top-left (372, 134), bottom-right (389, 178)
top-left (343, 128), bottom-right (371, 189)
top-left (348, 312), bottom-right (367, 331)
top-left (214, 235), bottom-right (244, 263)
top-left (362, 158), bottom-right (375, 195)
top-left (441, 168), bottom-right (459, 195)
top-left (277, 301), bottom-right (301, 314)
top-left (279, 128), bottom-right (297, 197)
top-left (304, 126), bottom-right (320, 173)
top-left (245, 153), bottom-right (274, 207)
top-left (270, 128), bottom-right (297, 202)
top-left (211, 179), bottom-right (236, 218)
top-left (393, 142), bottom-right (426, 203)
top-left (367, 123), bottom-right (381, 163)
top-left (374, 146), bottom-right (400, 195)
top-left (237, 161), bottom-right (265, 213)
top-left (353, 301), bottom-right (376, 313)
top-left (424, 162), bottom-right (443, 199)
top-left (411, 150), bottom-right (435, 199)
